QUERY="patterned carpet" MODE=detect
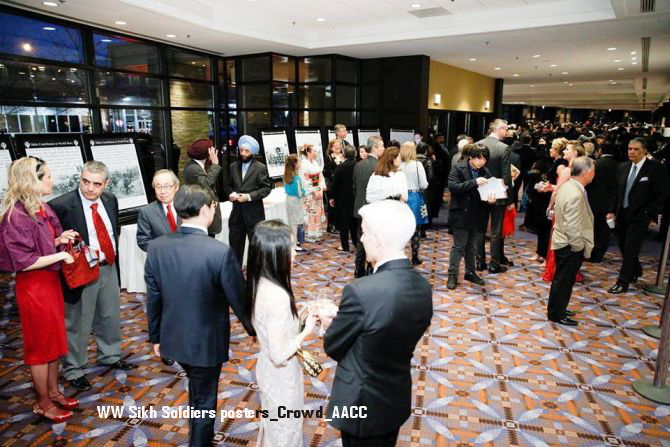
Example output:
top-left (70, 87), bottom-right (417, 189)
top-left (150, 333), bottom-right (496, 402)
top-left (0, 224), bottom-right (669, 446)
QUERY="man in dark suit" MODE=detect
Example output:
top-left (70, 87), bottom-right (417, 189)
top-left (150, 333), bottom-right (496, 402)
top-left (352, 135), bottom-right (384, 278)
top-left (607, 137), bottom-right (669, 293)
top-left (183, 138), bottom-right (222, 237)
top-left (145, 184), bottom-right (254, 446)
top-left (49, 161), bottom-right (134, 392)
top-left (325, 200), bottom-right (433, 446)
top-left (224, 135), bottom-right (271, 265)
top-left (476, 119), bottom-right (512, 273)
top-left (330, 145), bottom-right (358, 252)
top-left (585, 143), bottom-right (619, 262)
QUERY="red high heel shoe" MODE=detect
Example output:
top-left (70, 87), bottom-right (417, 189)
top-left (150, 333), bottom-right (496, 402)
top-left (33, 402), bottom-right (73, 423)
top-left (49, 392), bottom-right (79, 410)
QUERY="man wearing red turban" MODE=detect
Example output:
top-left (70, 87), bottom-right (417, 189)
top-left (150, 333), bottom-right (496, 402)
top-left (183, 139), bottom-right (222, 236)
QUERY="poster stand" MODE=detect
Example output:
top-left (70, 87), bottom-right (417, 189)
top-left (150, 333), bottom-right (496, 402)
top-left (260, 129), bottom-right (290, 179)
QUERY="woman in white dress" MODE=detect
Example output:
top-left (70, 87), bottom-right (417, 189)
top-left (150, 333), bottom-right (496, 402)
top-left (299, 144), bottom-right (327, 241)
top-left (366, 146), bottom-right (408, 203)
top-left (246, 220), bottom-right (316, 447)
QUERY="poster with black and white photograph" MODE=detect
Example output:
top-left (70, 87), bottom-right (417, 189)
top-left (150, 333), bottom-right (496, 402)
top-left (294, 128), bottom-right (324, 169)
top-left (328, 129), bottom-right (353, 146)
top-left (390, 128), bottom-right (415, 145)
top-left (15, 134), bottom-right (87, 202)
top-left (0, 135), bottom-right (16, 204)
top-left (85, 135), bottom-right (148, 212)
top-left (261, 130), bottom-right (290, 178)
top-left (356, 129), bottom-right (380, 148)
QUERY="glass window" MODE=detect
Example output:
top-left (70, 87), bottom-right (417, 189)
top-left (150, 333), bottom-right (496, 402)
top-left (0, 59), bottom-right (88, 103)
top-left (272, 55), bottom-right (295, 82)
top-left (169, 80), bottom-right (213, 108)
top-left (272, 110), bottom-right (295, 128)
top-left (96, 71), bottom-right (162, 106)
top-left (360, 111), bottom-right (379, 127)
top-left (299, 57), bottom-right (331, 83)
top-left (0, 105), bottom-right (91, 134)
top-left (298, 85), bottom-right (332, 109)
top-left (238, 56), bottom-right (270, 82)
top-left (218, 59), bottom-right (236, 109)
top-left (298, 110), bottom-right (333, 127)
top-left (0, 12), bottom-right (84, 63)
top-left (361, 85), bottom-right (380, 109)
top-left (167, 48), bottom-right (211, 81)
top-left (238, 84), bottom-right (271, 109)
top-left (336, 85), bottom-right (357, 109)
top-left (335, 58), bottom-right (357, 83)
top-left (171, 110), bottom-right (215, 177)
top-left (94, 33), bottom-right (159, 74)
top-left (273, 82), bottom-right (295, 108)
top-left (238, 111), bottom-right (271, 139)
top-left (335, 111), bottom-right (357, 127)
top-left (101, 108), bottom-right (166, 168)
top-left (361, 59), bottom-right (381, 83)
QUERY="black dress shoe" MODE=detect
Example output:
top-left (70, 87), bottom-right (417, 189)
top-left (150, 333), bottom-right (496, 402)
top-left (100, 360), bottom-right (136, 370)
top-left (565, 310), bottom-right (577, 317)
top-left (420, 229), bottom-right (427, 238)
top-left (488, 265), bottom-right (507, 274)
top-left (447, 276), bottom-right (457, 290)
top-left (631, 276), bottom-right (639, 284)
top-left (501, 258), bottom-right (514, 267)
top-left (549, 317), bottom-right (578, 326)
top-left (411, 257), bottom-right (423, 265)
top-left (68, 376), bottom-right (92, 391)
top-left (464, 272), bottom-right (485, 285)
top-left (608, 283), bottom-right (628, 294)
top-left (161, 358), bottom-right (175, 366)
top-left (476, 262), bottom-right (488, 272)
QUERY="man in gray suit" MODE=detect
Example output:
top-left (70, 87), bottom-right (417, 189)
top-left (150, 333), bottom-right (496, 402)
top-left (353, 135), bottom-right (385, 278)
top-left (476, 119), bottom-right (512, 273)
top-left (183, 139), bottom-right (222, 237)
top-left (136, 169), bottom-right (182, 252)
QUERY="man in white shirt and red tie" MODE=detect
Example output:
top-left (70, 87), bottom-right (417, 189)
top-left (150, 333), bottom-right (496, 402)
top-left (50, 161), bottom-right (135, 391)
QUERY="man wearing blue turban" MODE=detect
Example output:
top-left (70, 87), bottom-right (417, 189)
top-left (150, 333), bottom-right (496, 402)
top-left (224, 135), bottom-right (272, 264)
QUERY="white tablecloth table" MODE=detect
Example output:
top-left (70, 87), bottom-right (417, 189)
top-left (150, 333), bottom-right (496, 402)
top-left (119, 187), bottom-right (287, 293)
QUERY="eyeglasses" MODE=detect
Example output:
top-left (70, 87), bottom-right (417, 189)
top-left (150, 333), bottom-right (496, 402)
top-left (154, 184), bottom-right (175, 191)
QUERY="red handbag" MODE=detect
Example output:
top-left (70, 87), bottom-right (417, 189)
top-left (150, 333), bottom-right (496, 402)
top-left (502, 207), bottom-right (517, 238)
top-left (61, 237), bottom-right (100, 289)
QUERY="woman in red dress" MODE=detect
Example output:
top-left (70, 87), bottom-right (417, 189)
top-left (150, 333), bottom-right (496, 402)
top-left (0, 157), bottom-right (79, 423)
top-left (542, 142), bottom-right (588, 282)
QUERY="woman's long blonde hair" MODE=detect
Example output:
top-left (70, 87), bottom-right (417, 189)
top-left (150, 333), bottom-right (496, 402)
top-left (0, 157), bottom-right (46, 223)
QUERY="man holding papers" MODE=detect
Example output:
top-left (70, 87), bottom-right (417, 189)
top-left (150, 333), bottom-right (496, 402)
top-left (446, 144), bottom-right (497, 290)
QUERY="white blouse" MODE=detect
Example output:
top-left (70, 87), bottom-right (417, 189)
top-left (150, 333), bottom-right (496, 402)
top-left (366, 171), bottom-right (408, 203)
top-left (299, 158), bottom-right (325, 193)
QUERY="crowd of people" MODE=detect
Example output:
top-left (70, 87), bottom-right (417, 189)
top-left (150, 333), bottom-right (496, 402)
top-left (0, 117), bottom-right (668, 446)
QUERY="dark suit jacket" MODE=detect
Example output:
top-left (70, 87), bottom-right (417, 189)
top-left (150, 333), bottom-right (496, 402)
top-left (586, 155), bottom-right (619, 214)
top-left (183, 159), bottom-right (223, 234)
top-left (448, 161), bottom-right (492, 230)
top-left (224, 158), bottom-right (272, 227)
top-left (610, 158), bottom-right (668, 220)
top-left (330, 158), bottom-right (356, 225)
top-left (324, 259), bottom-right (433, 437)
top-left (352, 155), bottom-right (378, 218)
top-left (476, 135), bottom-right (512, 205)
top-left (48, 190), bottom-right (119, 303)
top-left (136, 200), bottom-right (182, 252)
top-left (144, 226), bottom-right (254, 367)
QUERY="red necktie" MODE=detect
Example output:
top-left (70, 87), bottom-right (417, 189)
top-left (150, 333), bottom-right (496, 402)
top-left (166, 204), bottom-right (177, 232)
top-left (90, 203), bottom-right (115, 265)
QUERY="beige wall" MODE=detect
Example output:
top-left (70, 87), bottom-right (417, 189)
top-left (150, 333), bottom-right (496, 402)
top-left (428, 60), bottom-right (495, 113)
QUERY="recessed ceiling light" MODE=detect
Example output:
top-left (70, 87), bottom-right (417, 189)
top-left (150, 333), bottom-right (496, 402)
top-left (316, 17), bottom-right (326, 22)
top-left (469, 58), bottom-right (477, 61)
top-left (617, 67), bottom-right (624, 71)
top-left (610, 82), bottom-right (617, 85)
top-left (166, 34), bottom-right (176, 38)
top-left (607, 47), bottom-right (616, 51)
top-left (613, 59), bottom-right (621, 62)
top-left (564, 81), bottom-right (569, 84)
top-left (494, 67), bottom-right (501, 70)
top-left (43, 26), bottom-right (56, 31)
top-left (410, 3), bottom-right (422, 7)
top-left (632, 62), bottom-right (638, 65)
top-left (513, 73), bottom-right (519, 77)
top-left (530, 85), bottom-right (535, 87)
top-left (101, 39), bottom-right (112, 42)
top-left (561, 71), bottom-right (568, 75)
top-left (42, 1), bottom-right (58, 6)
top-left (550, 64), bottom-right (558, 67)
top-left (21, 43), bottom-right (32, 52)
top-left (631, 56), bottom-right (637, 60)
top-left (630, 51), bottom-right (637, 55)
top-left (114, 21), bottom-right (127, 25)
top-left (569, 83), bottom-right (573, 86)
top-left (532, 54), bottom-right (541, 58)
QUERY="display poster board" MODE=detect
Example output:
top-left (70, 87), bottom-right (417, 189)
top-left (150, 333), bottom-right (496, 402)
top-left (15, 133), bottom-right (87, 202)
top-left (356, 129), bottom-right (380, 149)
top-left (294, 128), bottom-right (325, 169)
top-left (83, 135), bottom-right (149, 214)
top-left (260, 130), bottom-right (290, 178)
top-left (390, 128), bottom-right (416, 145)
top-left (327, 129), bottom-right (353, 146)
top-left (0, 135), bottom-right (17, 204)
